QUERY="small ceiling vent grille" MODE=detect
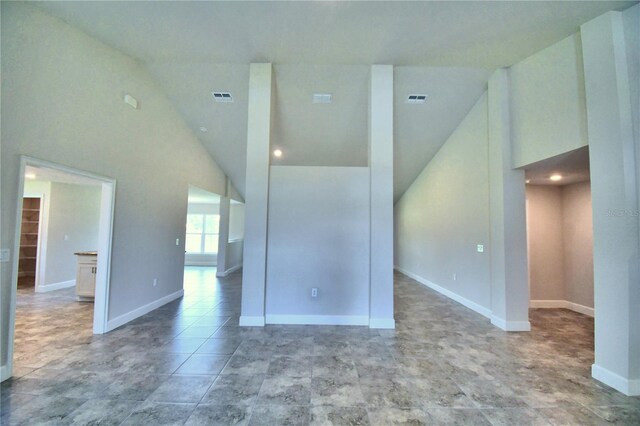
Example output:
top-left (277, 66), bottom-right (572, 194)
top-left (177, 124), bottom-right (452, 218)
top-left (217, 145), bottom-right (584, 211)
top-left (313, 93), bottom-right (333, 104)
top-left (406, 94), bottom-right (428, 104)
top-left (212, 92), bottom-right (233, 103)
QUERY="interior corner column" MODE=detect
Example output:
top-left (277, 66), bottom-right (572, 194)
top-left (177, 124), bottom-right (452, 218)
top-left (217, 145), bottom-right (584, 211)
top-left (487, 68), bottom-right (530, 332)
top-left (581, 11), bottom-right (640, 396)
top-left (368, 65), bottom-right (395, 329)
top-left (216, 195), bottom-right (230, 278)
top-left (239, 63), bottom-right (272, 327)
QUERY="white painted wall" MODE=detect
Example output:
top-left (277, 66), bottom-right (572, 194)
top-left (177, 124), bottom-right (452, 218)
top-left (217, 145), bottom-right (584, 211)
top-left (510, 33), bottom-right (588, 168)
top-left (526, 185), bottom-right (565, 302)
top-left (266, 166), bottom-right (370, 323)
top-left (395, 93), bottom-right (491, 314)
top-left (43, 183), bottom-right (101, 287)
top-left (1, 3), bottom-right (227, 367)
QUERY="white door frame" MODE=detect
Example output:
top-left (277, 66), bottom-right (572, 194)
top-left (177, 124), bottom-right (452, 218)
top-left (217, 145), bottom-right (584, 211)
top-left (6, 156), bottom-right (116, 378)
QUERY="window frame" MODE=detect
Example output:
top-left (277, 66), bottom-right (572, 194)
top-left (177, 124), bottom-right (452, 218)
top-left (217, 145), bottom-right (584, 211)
top-left (185, 213), bottom-right (220, 254)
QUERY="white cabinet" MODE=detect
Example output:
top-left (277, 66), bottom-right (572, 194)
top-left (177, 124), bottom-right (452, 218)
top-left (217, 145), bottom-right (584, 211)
top-left (74, 252), bottom-right (97, 301)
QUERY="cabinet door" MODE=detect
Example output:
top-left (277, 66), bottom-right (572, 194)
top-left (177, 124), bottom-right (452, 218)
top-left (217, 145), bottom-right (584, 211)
top-left (76, 263), bottom-right (95, 297)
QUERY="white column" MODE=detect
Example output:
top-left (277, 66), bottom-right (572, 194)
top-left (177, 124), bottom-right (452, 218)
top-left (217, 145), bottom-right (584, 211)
top-left (488, 69), bottom-right (530, 331)
top-left (581, 11), bottom-right (640, 396)
top-left (239, 63), bottom-right (272, 326)
top-left (216, 195), bottom-right (230, 277)
top-left (369, 65), bottom-right (395, 329)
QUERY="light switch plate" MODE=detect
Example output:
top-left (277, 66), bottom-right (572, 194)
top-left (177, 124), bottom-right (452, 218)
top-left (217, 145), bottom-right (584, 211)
top-left (0, 249), bottom-right (10, 262)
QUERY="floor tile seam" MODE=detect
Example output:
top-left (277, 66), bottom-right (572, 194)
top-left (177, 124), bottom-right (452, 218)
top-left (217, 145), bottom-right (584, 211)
top-left (579, 401), bottom-right (636, 422)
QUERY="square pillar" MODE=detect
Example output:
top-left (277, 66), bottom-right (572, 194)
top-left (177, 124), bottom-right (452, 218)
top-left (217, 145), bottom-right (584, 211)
top-left (488, 69), bottom-right (530, 331)
top-left (581, 10), bottom-right (640, 396)
top-left (239, 63), bottom-right (272, 326)
top-left (216, 195), bottom-right (230, 277)
top-left (369, 65), bottom-right (395, 329)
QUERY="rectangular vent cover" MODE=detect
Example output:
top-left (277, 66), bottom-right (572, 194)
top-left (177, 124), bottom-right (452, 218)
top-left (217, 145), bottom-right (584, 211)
top-left (212, 92), bottom-right (233, 103)
top-left (313, 93), bottom-right (333, 104)
top-left (406, 94), bottom-right (428, 104)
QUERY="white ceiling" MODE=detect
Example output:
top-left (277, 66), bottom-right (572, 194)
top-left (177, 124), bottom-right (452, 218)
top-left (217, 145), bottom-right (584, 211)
top-left (524, 147), bottom-right (591, 186)
top-left (33, 1), bottom-right (634, 200)
top-left (25, 165), bottom-right (103, 187)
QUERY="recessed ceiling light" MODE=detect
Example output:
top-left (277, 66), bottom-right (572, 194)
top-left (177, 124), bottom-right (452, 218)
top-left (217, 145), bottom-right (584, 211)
top-left (406, 94), bottom-right (428, 104)
top-left (550, 174), bottom-right (562, 181)
top-left (212, 91), bottom-right (233, 103)
top-left (312, 93), bottom-right (332, 104)
top-left (199, 127), bottom-right (208, 133)
top-left (273, 149), bottom-right (283, 158)
top-left (25, 173), bottom-right (37, 180)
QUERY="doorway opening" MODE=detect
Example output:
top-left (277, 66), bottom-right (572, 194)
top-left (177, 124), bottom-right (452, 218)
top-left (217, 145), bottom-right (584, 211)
top-left (17, 196), bottom-right (42, 289)
top-left (524, 146), bottom-right (594, 350)
top-left (6, 156), bottom-right (116, 380)
top-left (184, 186), bottom-right (221, 269)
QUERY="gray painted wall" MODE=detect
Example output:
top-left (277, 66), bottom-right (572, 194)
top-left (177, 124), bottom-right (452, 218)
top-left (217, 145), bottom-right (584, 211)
top-left (229, 204), bottom-right (245, 241)
top-left (563, 182), bottom-right (594, 308)
top-left (44, 183), bottom-right (101, 286)
top-left (1, 3), bottom-right (227, 366)
top-left (526, 182), bottom-right (594, 308)
top-left (526, 185), bottom-right (566, 301)
top-left (510, 33), bottom-right (588, 168)
top-left (266, 166), bottom-right (370, 319)
top-left (394, 93), bottom-right (491, 311)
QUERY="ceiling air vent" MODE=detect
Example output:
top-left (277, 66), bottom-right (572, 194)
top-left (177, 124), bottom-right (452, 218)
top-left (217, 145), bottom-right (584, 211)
top-left (406, 94), bottom-right (428, 104)
top-left (212, 91), bottom-right (233, 103)
top-left (312, 93), bottom-right (332, 104)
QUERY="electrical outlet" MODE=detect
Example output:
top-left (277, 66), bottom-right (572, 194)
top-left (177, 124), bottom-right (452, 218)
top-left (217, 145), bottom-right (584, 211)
top-left (311, 287), bottom-right (318, 298)
top-left (153, 278), bottom-right (158, 287)
top-left (453, 273), bottom-right (457, 281)
top-left (0, 249), bottom-right (9, 263)
top-left (477, 244), bottom-right (484, 253)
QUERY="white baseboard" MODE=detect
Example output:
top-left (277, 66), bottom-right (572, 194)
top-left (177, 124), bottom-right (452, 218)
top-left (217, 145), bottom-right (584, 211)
top-left (184, 261), bottom-right (217, 267)
top-left (530, 299), bottom-right (594, 317)
top-left (395, 266), bottom-right (492, 319)
top-left (239, 315), bottom-right (265, 327)
top-left (1, 364), bottom-right (10, 382)
top-left (216, 264), bottom-right (242, 278)
top-left (265, 314), bottom-right (369, 326)
top-left (106, 289), bottom-right (184, 331)
top-left (491, 316), bottom-right (531, 331)
top-left (35, 279), bottom-right (75, 293)
top-left (592, 364), bottom-right (640, 396)
top-left (369, 317), bottom-right (396, 329)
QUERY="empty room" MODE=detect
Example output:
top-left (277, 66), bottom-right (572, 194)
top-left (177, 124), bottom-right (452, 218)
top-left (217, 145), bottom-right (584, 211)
top-left (1, 1), bottom-right (639, 425)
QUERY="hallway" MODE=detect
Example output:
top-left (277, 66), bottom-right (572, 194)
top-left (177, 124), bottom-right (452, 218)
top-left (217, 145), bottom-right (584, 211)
top-left (1, 268), bottom-right (638, 425)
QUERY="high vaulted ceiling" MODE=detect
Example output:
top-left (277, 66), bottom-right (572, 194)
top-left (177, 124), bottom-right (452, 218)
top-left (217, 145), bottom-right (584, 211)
top-left (33, 1), bottom-right (635, 200)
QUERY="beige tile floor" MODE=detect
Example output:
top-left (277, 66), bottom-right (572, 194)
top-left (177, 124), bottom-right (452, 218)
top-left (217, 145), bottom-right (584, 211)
top-left (1, 267), bottom-right (639, 425)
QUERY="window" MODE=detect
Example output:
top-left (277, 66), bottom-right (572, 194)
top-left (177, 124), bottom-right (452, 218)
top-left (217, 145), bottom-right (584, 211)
top-left (186, 214), bottom-right (220, 254)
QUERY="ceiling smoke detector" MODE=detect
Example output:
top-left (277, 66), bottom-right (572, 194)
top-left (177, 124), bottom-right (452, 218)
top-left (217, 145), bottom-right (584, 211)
top-left (212, 91), bottom-right (233, 103)
top-left (406, 94), bottom-right (428, 104)
top-left (312, 93), bottom-right (332, 104)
